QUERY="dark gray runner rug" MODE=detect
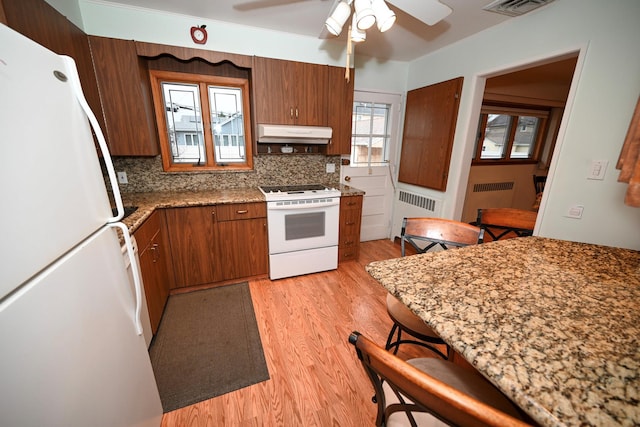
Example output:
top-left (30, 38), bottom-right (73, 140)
top-left (149, 282), bottom-right (269, 413)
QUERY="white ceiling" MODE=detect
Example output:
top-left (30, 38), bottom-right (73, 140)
top-left (100, 0), bottom-right (514, 62)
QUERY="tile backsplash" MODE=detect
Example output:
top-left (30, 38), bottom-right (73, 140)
top-left (107, 155), bottom-right (341, 193)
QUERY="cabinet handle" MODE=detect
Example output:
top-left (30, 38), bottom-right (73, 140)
top-left (347, 201), bottom-right (357, 206)
top-left (290, 107), bottom-right (294, 118)
top-left (295, 107), bottom-right (299, 118)
top-left (345, 221), bottom-right (355, 225)
top-left (236, 210), bottom-right (248, 214)
top-left (150, 243), bottom-right (159, 263)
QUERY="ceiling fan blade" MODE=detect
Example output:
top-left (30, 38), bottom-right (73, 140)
top-left (388, 0), bottom-right (452, 26)
top-left (234, 0), bottom-right (309, 12)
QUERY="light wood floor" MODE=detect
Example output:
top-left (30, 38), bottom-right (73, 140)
top-left (160, 239), bottom-right (442, 426)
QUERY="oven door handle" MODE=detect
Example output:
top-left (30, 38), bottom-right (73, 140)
top-left (267, 200), bottom-right (340, 210)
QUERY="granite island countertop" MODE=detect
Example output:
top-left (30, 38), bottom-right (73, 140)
top-left (116, 184), bottom-right (363, 234)
top-left (365, 237), bottom-right (640, 427)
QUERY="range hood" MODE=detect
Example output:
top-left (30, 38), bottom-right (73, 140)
top-left (257, 124), bottom-right (332, 144)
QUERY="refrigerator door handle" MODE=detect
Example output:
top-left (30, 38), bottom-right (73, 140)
top-left (109, 222), bottom-right (143, 335)
top-left (61, 56), bottom-right (125, 223)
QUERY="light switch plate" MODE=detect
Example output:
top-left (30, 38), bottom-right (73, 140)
top-left (326, 163), bottom-right (336, 173)
top-left (587, 160), bottom-right (608, 180)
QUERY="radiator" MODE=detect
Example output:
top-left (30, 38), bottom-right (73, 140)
top-left (391, 190), bottom-right (442, 239)
top-left (461, 181), bottom-right (516, 222)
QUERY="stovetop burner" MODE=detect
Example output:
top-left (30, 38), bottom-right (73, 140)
top-left (259, 184), bottom-right (341, 201)
top-left (260, 184), bottom-right (329, 193)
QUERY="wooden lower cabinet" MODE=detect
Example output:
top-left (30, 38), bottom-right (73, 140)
top-left (215, 202), bottom-right (269, 280)
top-left (164, 203), bottom-right (268, 289)
top-left (133, 210), bottom-right (171, 334)
top-left (339, 195), bottom-right (363, 262)
top-left (164, 206), bottom-right (221, 288)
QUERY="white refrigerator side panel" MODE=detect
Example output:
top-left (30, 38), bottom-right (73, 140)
top-left (0, 227), bottom-right (162, 427)
top-left (0, 24), bottom-right (114, 299)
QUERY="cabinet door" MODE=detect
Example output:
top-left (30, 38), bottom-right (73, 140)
top-left (398, 77), bottom-right (463, 191)
top-left (165, 206), bottom-right (221, 288)
top-left (339, 195), bottom-right (363, 262)
top-left (217, 218), bottom-right (268, 280)
top-left (89, 36), bottom-right (159, 156)
top-left (134, 211), bottom-right (171, 334)
top-left (253, 56), bottom-right (293, 125)
top-left (327, 65), bottom-right (354, 155)
top-left (295, 61), bottom-right (328, 126)
top-left (253, 57), bottom-right (328, 126)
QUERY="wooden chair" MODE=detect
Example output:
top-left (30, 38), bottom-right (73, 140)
top-left (350, 332), bottom-right (531, 427)
top-left (533, 175), bottom-right (547, 194)
top-left (385, 218), bottom-right (484, 359)
top-left (475, 208), bottom-right (537, 241)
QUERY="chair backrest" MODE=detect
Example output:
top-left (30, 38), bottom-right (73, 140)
top-left (401, 217), bottom-right (483, 256)
top-left (476, 208), bottom-right (536, 241)
top-left (349, 332), bottom-right (530, 427)
top-left (533, 175), bottom-right (547, 194)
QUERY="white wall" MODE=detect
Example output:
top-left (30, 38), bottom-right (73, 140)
top-left (401, 0), bottom-right (640, 250)
top-left (70, 0), bottom-right (408, 94)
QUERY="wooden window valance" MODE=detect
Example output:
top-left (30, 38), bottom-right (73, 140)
top-left (617, 95), bottom-right (640, 207)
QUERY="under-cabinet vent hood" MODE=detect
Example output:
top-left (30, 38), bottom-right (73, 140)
top-left (482, 0), bottom-right (555, 16)
top-left (257, 124), bottom-right (332, 144)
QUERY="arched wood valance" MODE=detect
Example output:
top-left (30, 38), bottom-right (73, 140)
top-left (134, 41), bottom-right (252, 69)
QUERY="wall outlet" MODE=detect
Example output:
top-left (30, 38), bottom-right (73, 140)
top-left (565, 205), bottom-right (584, 219)
top-left (326, 163), bottom-right (336, 173)
top-left (117, 171), bottom-right (128, 184)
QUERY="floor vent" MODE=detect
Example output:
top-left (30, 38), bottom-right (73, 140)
top-left (473, 181), bottom-right (514, 193)
top-left (399, 190), bottom-right (437, 212)
top-left (483, 0), bottom-right (555, 17)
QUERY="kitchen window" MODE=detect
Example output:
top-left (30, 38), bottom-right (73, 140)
top-left (149, 70), bottom-right (253, 172)
top-left (351, 101), bottom-right (392, 166)
top-left (473, 106), bottom-right (548, 164)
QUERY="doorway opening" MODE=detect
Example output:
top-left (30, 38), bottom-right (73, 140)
top-left (460, 53), bottom-right (579, 224)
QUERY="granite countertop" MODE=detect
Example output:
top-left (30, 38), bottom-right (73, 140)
top-left (116, 184), bottom-right (364, 234)
top-left (365, 237), bottom-right (640, 427)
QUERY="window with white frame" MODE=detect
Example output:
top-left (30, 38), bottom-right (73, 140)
top-left (351, 101), bottom-right (393, 166)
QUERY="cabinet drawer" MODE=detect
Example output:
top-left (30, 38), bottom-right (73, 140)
top-left (216, 202), bottom-right (266, 221)
top-left (133, 210), bottom-right (160, 250)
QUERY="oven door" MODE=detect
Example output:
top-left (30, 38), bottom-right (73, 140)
top-left (266, 198), bottom-right (340, 255)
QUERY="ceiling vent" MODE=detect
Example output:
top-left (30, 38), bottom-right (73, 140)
top-left (483, 0), bottom-right (555, 17)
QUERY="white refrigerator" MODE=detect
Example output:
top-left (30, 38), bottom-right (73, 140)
top-left (0, 24), bottom-right (163, 426)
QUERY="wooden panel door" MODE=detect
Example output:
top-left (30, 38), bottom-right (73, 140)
top-left (327, 65), bottom-right (354, 155)
top-left (165, 206), bottom-right (221, 288)
top-left (89, 36), bottom-right (159, 156)
top-left (398, 77), bottom-right (463, 191)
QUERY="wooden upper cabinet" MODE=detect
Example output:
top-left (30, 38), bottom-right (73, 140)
top-left (88, 36), bottom-right (159, 156)
top-left (253, 56), bottom-right (327, 126)
top-left (2, 0), bottom-right (104, 135)
top-left (398, 77), bottom-right (464, 191)
top-left (327, 65), bottom-right (355, 155)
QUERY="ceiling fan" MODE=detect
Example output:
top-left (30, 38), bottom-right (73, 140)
top-left (322, 0), bottom-right (452, 41)
top-left (234, 0), bottom-right (452, 42)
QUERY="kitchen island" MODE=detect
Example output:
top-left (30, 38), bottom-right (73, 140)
top-left (365, 237), bottom-right (639, 427)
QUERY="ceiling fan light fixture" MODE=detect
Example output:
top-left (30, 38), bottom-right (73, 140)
top-left (350, 14), bottom-right (366, 42)
top-left (354, 0), bottom-right (375, 30)
top-left (325, 1), bottom-right (352, 36)
top-left (371, 0), bottom-right (395, 32)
